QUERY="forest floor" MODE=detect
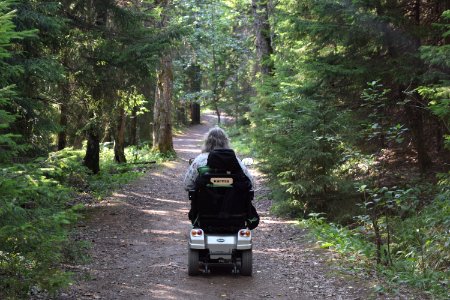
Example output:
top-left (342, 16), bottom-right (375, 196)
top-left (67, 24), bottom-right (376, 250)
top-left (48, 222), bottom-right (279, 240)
top-left (61, 115), bottom-right (393, 300)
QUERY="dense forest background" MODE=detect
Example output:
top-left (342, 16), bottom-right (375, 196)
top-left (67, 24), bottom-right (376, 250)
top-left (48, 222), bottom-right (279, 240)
top-left (1, 0), bottom-right (449, 298)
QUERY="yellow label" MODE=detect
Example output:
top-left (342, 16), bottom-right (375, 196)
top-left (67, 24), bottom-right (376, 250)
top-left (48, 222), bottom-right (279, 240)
top-left (210, 177), bottom-right (233, 185)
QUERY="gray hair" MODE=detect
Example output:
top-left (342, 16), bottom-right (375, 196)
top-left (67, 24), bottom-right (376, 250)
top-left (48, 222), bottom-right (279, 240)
top-left (202, 126), bottom-right (230, 153)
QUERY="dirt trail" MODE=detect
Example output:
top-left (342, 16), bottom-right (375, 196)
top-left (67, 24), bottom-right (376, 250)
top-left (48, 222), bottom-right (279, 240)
top-left (64, 115), bottom-right (372, 300)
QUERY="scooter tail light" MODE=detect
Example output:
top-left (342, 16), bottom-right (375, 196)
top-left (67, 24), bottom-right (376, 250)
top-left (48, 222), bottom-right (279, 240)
top-left (191, 229), bottom-right (203, 236)
top-left (239, 229), bottom-right (251, 237)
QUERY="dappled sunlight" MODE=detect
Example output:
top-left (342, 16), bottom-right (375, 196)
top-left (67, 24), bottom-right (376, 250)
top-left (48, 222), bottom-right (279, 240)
top-left (174, 147), bottom-right (201, 154)
top-left (141, 229), bottom-right (181, 235)
top-left (98, 199), bottom-right (128, 207)
top-left (174, 138), bottom-right (203, 144)
top-left (146, 283), bottom-right (204, 299)
top-left (263, 248), bottom-right (284, 253)
top-left (150, 172), bottom-right (169, 178)
top-left (141, 209), bottom-right (170, 216)
top-left (261, 219), bottom-right (298, 225)
top-left (162, 161), bottom-right (179, 169)
top-left (111, 192), bottom-right (128, 198)
top-left (128, 192), bottom-right (184, 204)
top-left (152, 197), bottom-right (185, 204)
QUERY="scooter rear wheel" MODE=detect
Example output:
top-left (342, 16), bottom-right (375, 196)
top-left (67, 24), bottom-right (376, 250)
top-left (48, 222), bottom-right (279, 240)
top-left (240, 249), bottom-right (252, 276)
top-left (188, 248), bottom-right (200, 276)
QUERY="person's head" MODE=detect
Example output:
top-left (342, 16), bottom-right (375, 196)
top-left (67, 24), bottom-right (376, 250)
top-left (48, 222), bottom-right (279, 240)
top-left (202, 126), bottom-right (230, 153)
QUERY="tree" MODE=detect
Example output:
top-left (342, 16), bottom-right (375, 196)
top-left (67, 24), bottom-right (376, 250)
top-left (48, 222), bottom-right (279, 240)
top-left (153, 54), bottom-right (174, 152)
top-left (0, 1), bottom-right (34, 163)
top-left (418, 10), bottom-right (450, 151)
top-left (252, 0), bottom-right (273, 75)
top-left (152, 0), bottom-right (174, 153)
top-left (248, 0), bottom-right (449, 214)
top-left (176, 0), bottom-right (253, 124)
top-left (60, 0), bottom-right (171, 171)
top-left (9, 0), bottom-right (67, 156)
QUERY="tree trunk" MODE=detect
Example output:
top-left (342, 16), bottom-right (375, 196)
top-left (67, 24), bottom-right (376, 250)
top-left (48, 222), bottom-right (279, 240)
top-left (72, 135), bottom-right (84, 150)
top-left (408, 0), bottom-right (432, 171)
top-left (102, 121), bottom-right (113, 143)
top-left (138, 81), bottom-right (153, 144)
top-left (57, 56), bottom-right (72, 150)
top-left (405, 101), bottom-right (432, 172)
top-left (84, 125), bottom-right (100, 174)
top-left (114, 106), bottom-right (127, 163)
top-left (371, 214), bottom-right (382, 265)
top-left (130, 107), bottom-right (138, 146)
top-left (216, 105), bottom-right (221, 125)
top-left (57, 102), bottom-right (68, 150)
top-left (252, 0), bottom-right (273, 75)
top-left (187, 64), bottom-right (201, 124)
top-left (436, 122), bottom-right (444, 153)
top-left (190, 102), bottom-right (200, 125)
top-left (235, 103), bottom-right (239, 125)
top-left (152, 54), bottom-right (174, 153)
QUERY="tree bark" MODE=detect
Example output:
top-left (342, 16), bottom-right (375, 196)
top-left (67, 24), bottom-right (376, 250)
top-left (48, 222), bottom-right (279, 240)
top-left (190, 102), bottom-right (200, 124)
top-left (102, 121), bottom-right (113, 143)
top-left (187, 64), bottom-right (201, 124)
top-left (408, 0), bottom-right (432, 171)
top-left (214, 102), bottom-right (221, 125)
top-left (57, 102), bottom-right (68, 150)
top-left (252, 0), bottom-right (273, 75)
top-left (130, 107), bottom-right (138, 146)
top-left (405, 101), bottom-right (432, 171)
top-left (84, 124), bottom-right (100, 174)
top-left (114, 106), bottom-right (127, 163)
top-left (57, 58), bottom-right (72, 151)
top-left (152, 54), bottom-right (174, 153)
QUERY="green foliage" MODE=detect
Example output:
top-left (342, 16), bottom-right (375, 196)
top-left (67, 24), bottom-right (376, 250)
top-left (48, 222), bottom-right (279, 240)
top-left (6, 0), bottom-right (67, 153)
top-left (418, 10), bottom-right (450, 149)
top-left (175, 0), bottom-right (253, 123)
top-left (251, 70), bottom-right (355, 216)
top-left (0, 1), bottom-right (35, 163)
top-left (304, 182), bottom-right (450, 298)
top-left (303, 213), bottom-right (374, 268)
top-left (360, 81), bottom-right (407, 146)
top-left (88, 144), bottom-right (170, 199)
top-left (0, 144), bottom-right (165, 298)
top-left (0, 157), bottom-right (81, 298)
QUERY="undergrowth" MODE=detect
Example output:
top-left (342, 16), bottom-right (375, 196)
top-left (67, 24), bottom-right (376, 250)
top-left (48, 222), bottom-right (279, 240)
top-left (231, 123), bottom-right (448, 298)
top-left (225, 124), bottom-right (253, 157)
top-left (0, 144), bottom-right (169, 299)
top-left (302, 179), bottom-right (449, 299)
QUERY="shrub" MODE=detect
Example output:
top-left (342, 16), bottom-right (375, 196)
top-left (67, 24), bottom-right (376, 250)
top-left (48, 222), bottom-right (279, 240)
top-left (0, 146), bottom-right (165, 298)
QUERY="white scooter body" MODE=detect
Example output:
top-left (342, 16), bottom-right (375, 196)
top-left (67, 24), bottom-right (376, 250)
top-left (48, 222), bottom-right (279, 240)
top-left (188, 228), bottom-right (253, 275)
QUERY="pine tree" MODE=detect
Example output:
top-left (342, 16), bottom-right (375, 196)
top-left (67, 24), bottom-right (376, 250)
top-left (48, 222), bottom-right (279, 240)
top-left (0, 0), bottom-right (35, 162)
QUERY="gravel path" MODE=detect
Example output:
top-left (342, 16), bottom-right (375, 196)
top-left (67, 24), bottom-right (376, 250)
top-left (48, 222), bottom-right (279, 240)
top-left (63, 115), bottom-right (374, 300)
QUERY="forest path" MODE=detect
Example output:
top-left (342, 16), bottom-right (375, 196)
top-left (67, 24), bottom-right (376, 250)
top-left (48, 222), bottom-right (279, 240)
top-left (65, 114), bottom-right (372, 300)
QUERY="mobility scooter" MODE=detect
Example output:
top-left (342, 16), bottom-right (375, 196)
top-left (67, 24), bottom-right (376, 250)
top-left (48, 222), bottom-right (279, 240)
top-left (187, 150), bottom-right (257, 276)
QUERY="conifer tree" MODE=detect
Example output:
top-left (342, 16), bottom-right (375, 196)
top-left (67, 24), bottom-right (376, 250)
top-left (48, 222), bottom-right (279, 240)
top-left (153, 0), bottom-right (174, 153)
top-left (0, 1), bottom-right (34, 162)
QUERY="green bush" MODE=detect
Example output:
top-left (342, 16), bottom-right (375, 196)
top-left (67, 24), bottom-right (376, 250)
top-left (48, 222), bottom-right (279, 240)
top-left (303, 181), bottom-right (450, 298)
top-left (0, 146), bottom-right (165, 298)
top-left (0, 158), bottom-right (82, 298)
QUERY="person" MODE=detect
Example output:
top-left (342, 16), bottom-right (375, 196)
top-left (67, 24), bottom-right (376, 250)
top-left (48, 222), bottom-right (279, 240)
top-left (184, 126), bottom-right (259, 229)
top-left (183, 126), bottom-right (255, 190)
